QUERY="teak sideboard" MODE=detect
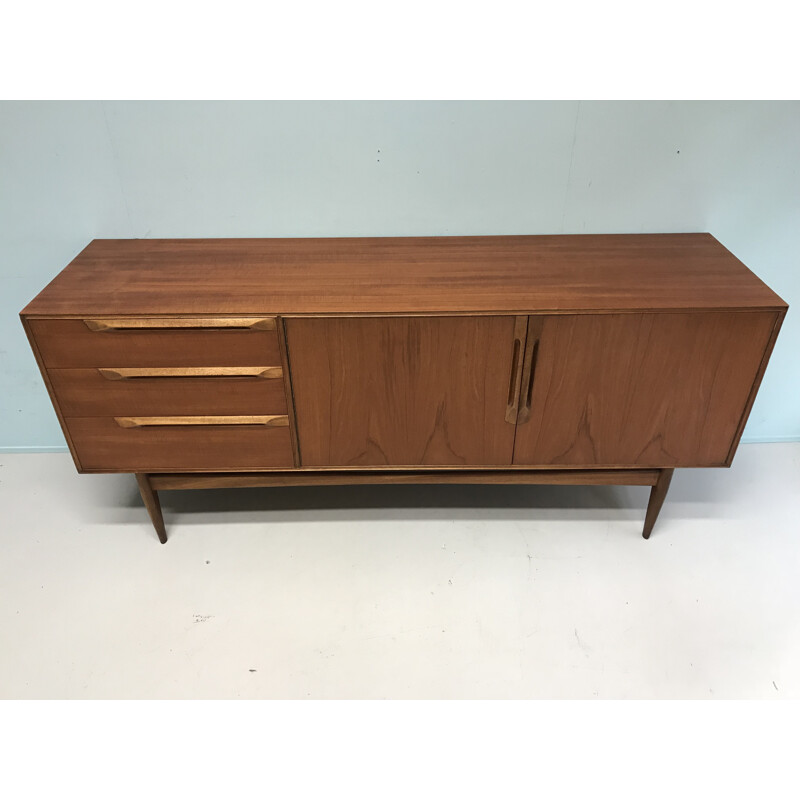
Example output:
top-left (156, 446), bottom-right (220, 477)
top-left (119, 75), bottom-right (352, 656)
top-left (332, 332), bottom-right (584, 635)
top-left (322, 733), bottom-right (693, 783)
top-left (20, 234), bottom-right (787, 544)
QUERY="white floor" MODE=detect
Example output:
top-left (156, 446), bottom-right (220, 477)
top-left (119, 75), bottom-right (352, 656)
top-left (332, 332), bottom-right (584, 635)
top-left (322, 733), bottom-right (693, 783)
top-left (0, 444), bottom-right (798, 699)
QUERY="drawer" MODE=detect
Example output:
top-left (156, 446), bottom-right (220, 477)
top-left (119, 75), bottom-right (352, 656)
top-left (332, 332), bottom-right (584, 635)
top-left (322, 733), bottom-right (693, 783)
top-left (28, 317), bottom-right (281, 368)
top-left (49, 367), bottom-right (288, 416)
top-left (66, 416), bottom-right (294, 471)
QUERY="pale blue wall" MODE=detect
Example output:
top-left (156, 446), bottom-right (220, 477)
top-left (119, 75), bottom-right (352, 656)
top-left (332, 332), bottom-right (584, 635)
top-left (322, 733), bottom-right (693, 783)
top-left (1, 101), bottom-right (797, 450)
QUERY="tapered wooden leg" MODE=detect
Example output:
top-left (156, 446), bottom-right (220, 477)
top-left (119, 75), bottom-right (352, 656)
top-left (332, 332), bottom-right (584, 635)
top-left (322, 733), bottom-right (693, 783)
top-left (642, 468), bottom-right (674, 539)
top-left (136, 473), bottom-right (168, 544)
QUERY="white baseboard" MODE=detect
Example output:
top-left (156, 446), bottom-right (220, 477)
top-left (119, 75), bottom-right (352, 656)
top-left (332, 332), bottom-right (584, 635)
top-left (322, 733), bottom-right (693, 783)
top-left (0, 446), bottom-right (70, 453)
top-left (1, 438), bottom-right (798, 454)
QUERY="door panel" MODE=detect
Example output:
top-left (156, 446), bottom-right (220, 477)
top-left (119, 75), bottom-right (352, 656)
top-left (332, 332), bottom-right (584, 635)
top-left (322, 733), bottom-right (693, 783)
top-left (512, 311), bottom-right (777, 467)
top-left (285, 316), bottom-right (521, 467)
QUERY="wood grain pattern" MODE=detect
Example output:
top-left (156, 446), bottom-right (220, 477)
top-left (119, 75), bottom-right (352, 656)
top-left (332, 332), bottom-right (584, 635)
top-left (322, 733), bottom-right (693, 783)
top-left (66, 417), bottom-right (294, 472)
top-left (49, 369), bottom-right (286, 417)
top-left (512, 311), bottom-right (778, 468)
top-left (84, 317), bottom-right (275, 331)
top-left (150, 468), bottom-right (662, 490)
top-left (21, 235), bottom-right (787, 317)
top-left (29, 319), bottom-right (281, 368)
top-left (286, 316), bottom-right (519, 467)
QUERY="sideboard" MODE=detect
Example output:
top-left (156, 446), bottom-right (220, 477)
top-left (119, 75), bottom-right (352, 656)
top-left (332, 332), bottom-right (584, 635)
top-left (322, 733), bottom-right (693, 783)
top-left (20, 234), bottom-right (787, 543)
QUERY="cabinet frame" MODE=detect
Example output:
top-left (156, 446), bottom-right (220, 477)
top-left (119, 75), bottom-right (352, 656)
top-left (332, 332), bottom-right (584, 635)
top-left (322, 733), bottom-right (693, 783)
top-left (20, 234), bottom-right (788, 544)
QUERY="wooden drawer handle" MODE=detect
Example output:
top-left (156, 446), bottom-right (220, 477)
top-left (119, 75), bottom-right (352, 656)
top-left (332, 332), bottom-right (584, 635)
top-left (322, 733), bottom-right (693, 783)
top-left (98, 366), bottom-right (283, 381)
top-left (115, 415), bottom-right (289, 428)
top-left (84, 317), bottom-right (276, 332)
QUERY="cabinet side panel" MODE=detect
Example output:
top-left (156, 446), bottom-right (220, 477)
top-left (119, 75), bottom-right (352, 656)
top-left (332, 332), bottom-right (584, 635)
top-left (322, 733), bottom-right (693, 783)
top-left (285, 316), bottom-right (518, 467)
top-left (277, 317), bottom-right (302, 467)
top-left (20, 315), bottom-right (83, 470)
top-left (513, 311), bottom-right (779, 468)
top-left (724, 307), bottom-right (786, 465)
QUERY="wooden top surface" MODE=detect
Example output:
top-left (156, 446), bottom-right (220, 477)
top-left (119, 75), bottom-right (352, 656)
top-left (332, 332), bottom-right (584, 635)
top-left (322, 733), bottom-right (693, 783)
top-left (21, 234), bottom-right (787, 316)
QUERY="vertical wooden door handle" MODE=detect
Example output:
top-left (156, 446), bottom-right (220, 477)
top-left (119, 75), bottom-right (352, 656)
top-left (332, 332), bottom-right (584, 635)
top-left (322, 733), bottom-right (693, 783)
top-left (516, 318), bottom-right (542, 425)
top-left (505, 316), bottom-right (528, 424)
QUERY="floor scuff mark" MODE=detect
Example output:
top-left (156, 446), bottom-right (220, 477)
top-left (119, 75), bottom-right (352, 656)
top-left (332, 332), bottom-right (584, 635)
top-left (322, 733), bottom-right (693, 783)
top-left (574, 628), bottom-right (591, 657)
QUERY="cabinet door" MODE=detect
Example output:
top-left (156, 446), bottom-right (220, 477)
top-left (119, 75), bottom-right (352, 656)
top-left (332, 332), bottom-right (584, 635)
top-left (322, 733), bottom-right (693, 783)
top-left (512, 311), bottom-right (777, 468)
top-left (285, 316), bottom-right (523, 467)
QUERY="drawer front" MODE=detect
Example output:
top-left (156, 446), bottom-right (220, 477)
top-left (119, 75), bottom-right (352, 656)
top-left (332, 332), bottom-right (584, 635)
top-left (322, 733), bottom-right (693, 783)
top-left (66, 416), bottom-right (294, 471)
top-left (49, 367), bottom-right (288, 416)
top-left (29, 317), bottom-right (281, 368)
